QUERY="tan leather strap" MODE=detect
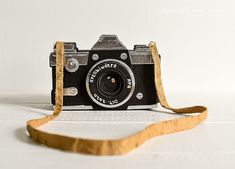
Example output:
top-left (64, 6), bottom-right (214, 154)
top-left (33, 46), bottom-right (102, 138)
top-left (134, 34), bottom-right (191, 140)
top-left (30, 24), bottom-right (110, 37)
top-left (26, 41), bottom-right (208, 155)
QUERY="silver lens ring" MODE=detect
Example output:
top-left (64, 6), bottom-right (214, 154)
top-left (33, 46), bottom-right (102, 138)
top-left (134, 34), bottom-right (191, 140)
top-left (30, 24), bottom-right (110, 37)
top-left (86, 59), bottom-right (135, 108)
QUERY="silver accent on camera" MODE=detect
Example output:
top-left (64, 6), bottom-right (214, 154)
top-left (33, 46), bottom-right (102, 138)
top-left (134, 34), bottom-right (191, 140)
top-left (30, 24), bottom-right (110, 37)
top-left (92, 53), bottom-right (99, 61)
top-left (85, 59), bottom-right (135, 108)
top-left (120, 53), bottom-right (128, 60)
top-left (50, 52), bottom-right (89, 67)
top-left (50, 35), bottom-right (154, 68)
top-left (92, 35), bottom-right (127, 50)
top-left (63, 87), bottom-right (78, 96)
top-left (65, 58), bottom-right (79, 72)
top-left (59, 104), bottom-right (158, 110)
top-left (129, 45), bottom-right (153, 64)
top-left (136, 93), bottom-right (143, 100)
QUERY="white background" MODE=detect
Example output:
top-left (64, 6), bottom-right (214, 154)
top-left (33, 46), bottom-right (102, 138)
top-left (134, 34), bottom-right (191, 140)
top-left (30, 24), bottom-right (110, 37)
top-left (0, 0), bottom-right (234, 93)
top-left (0, 0), bottom-right (235, 169)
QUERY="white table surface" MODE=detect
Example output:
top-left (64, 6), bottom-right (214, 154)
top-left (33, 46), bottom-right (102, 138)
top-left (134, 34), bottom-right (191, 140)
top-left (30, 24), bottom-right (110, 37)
top-left (0, 91), bottom-right (234, 169)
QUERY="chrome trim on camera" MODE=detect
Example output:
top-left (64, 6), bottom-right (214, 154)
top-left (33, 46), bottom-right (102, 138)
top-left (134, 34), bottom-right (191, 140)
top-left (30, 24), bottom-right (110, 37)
top-left (92, 53), bottom-right (99, 61)
top-left (129, 50), bottom-right (153, 65)
top-left (63, 87), bottom-right (78, 96)
top-left (120, 53), bottom-right (128, 60)
top-left (128, 104), bottom-right (157, 110)
top-left (54, 104), bottom-right (158, 110)
top-left (136, 92), bottom-right (143, 100)
top-left (92, 35), bottom-right (127, 50)
top-left (50, 40), bottom-right (154, 67)
top-left (50, 51), bottom-right (89, 67)
top-left (86, 59), bottom-right (135, 108)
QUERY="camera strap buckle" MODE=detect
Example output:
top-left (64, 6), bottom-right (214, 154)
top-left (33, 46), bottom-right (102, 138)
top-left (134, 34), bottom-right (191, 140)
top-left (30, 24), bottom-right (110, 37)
top-left (26, 41), bottom-right (208, 155)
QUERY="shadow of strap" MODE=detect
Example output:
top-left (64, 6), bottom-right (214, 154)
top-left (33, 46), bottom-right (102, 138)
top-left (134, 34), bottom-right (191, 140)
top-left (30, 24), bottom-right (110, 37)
top-left (26, 42), bottom-right (208, 155)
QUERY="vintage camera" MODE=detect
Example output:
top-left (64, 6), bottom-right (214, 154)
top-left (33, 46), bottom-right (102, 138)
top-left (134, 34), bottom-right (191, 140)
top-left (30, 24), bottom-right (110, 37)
top-left (50, 35), bottom-right (159, 110)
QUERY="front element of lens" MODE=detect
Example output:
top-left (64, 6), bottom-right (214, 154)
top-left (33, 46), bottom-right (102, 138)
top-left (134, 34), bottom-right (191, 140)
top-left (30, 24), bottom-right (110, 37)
top-left (98, 72), bottom-right (123, 96)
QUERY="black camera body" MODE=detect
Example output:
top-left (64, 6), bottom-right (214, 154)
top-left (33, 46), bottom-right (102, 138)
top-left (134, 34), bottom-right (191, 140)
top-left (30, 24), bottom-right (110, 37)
top-left (50, 35), bottom-right (158, 110)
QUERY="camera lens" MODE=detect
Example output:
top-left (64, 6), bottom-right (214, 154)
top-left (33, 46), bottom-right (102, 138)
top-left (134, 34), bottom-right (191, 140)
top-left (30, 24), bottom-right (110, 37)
top-left (86, 59), bottom-right (135, 108)
top-left (98, 72), bottom-right (123, 96)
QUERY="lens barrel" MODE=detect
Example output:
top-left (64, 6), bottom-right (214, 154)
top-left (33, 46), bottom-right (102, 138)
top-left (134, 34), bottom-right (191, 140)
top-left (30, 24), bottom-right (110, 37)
top-left (86, 59), bottom-right (135, 108)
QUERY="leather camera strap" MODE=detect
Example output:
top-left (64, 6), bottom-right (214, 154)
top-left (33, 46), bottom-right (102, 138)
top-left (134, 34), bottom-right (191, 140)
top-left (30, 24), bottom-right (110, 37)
top-left (26, 42), bottom-right (208, 155)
